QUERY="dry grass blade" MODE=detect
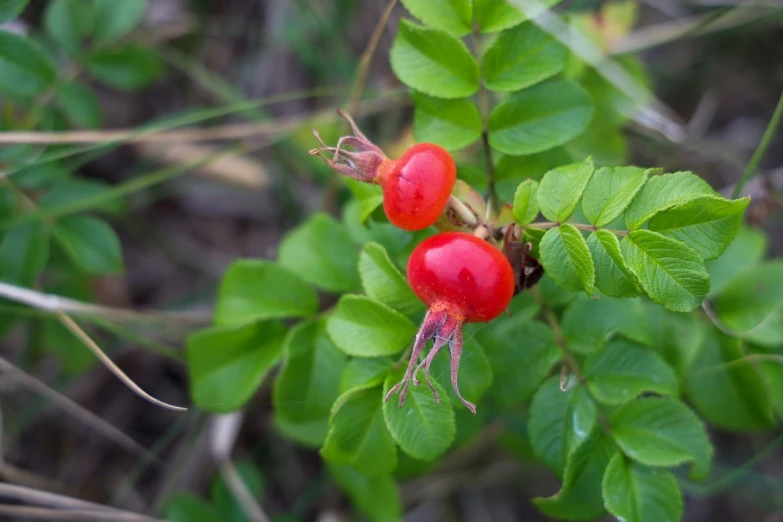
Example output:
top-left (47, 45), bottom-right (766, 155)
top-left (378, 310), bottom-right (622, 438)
top-left (56, 312), bottom-right (187, 412)
top-left (0, 504), bottom-right (163, 521)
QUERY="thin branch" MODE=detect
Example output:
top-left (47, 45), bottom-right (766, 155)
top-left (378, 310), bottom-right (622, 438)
top-left (471, 23), bottom-right (498, 214)
top-left (56, 312), bottom-right (187, 412)
top-left (447, 196), bottom-right (479, 227)
top-left (732, 88), bottom-right (783, 198)
top-left (0, 504), bottom-right (162, 521)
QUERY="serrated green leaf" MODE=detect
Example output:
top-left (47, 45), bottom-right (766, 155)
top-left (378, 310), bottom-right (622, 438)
top-left (512, 179), bottom-right (539, 225)
top-left (534, 431), bottom-right (616, 521)
top-left (622, 230), bottom-right (709, 312)
top-left (187, 321), bottom-right (286, 412)
top-left (340, 356), bottom-right (395, 394)
top-left (273, 415), bottom-right (328, 448)
top-left (359, 242), bottom-right (423, 316)
top-left (529, 376), bottom-right (597, 478)
top-left (56, 82), bottom-right (102, 128)
top-left (279, 213), bottom-right (361, 293)
top-left (0, 222), bottom-right (49, 285)
top-left (87, 45), bottom-right (161, 90)
top-left (382, 366), bottom-right (455, 460)
top-left (0, 0), bottom-right (28, 23)
top-left (390, 19), bottom-right (478, 99)
top-left (540, 224), bottom-right (595, 294)
top-left (586, 230), bottom-right (640, 298)
top-left (40, 178), bottom-right (124, 215)
top-left (685, 328), bottom-right (774, 431)
top-left (537, 158), bottom-right (594, 222)
top-left (712, 261), bottom-right (783, 332)
top-left (44, 0), bottom-right (89, 57)
top-left (93, 0), bottom-right (147, 45)
top-left (488, 79), bottom-right (593, 156)
top-left (399, 0), bottom-right (472, 36)
top-left (321, 386), bottom-right (397, 475)
top-left (483, 22), bottom-right (566, 92)
top-left (328, 464), bottom-right (401, 522)
top-left (610, 397), bottom-right (712, 479)
top-left (274, 319), bottom-right (346, 423)
top-left (327, 296), bottom-right (417, 357)
top-left (475, 0), bottom-right (561, 32)
top-left (624, 171), bottom-right (715, 230)
top-left (431, 339), bottom-right (493, 410)
top-left (0, 29), bottom-right (56, 98)
top-left (602, 453), bottom-right (683, 522)
top-left (581, 166), bottom-right (649, 226)
top-left (648, 195), bottom-right (749, 260)
top-left (13, 162), bottom-right (70, 191)
top-left (706, 227), bottom-right (767, 298)
top-left (561, 296), bottom-right (647, 354)
top-left (584, 338), bottom-right (679, 405)
top-left (53, 215), bottom-right (123, 274)
top-left (411, 91), bottom-right (481, 151)
top-left (215, 260), bottom-right (318, 327)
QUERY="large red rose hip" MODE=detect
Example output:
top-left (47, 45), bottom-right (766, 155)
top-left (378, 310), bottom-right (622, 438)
top-left (309, 111), bottom-right (456, 231)
top-left (385, 232), bottom-right (515, 414)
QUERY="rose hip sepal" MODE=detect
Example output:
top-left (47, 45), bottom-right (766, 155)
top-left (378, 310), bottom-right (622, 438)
top-left (385, 232), bottom-right (515, 414)
top-left (309, 110), bottom-right (456, 231)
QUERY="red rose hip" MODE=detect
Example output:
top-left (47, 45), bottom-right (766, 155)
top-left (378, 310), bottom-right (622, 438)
top-left (385, 232), bottom-right (515, 414)
top-left (309, 111), bottom-right (456, 231)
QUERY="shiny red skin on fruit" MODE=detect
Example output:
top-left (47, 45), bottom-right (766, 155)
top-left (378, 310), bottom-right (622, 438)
top-left (407, 232), bottom-right (515, 323)
top-left (378, 143), bottom-right (456, 231)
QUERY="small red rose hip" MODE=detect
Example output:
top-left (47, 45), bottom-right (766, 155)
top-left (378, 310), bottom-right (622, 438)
top-left (385, 232), bottom-right (516, 414)
top-left (309, 111), bottom-right (456, 231)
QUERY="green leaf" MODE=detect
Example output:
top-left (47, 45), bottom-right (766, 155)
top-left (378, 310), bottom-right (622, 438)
top-left (215, 260), bottom-right (318, 327)
top-left (13, 162), bottom-right (70, 191)
top-left (382, 366), bottom-right (455, 460)
top-left (55, 82), bottom-right (102, 128)
top-left (610, 397), bottom-right (712, 480)
top-left (602, 453), bottom-right (683, 522)
top-left (586, 230), bottom-right (640, 298)
top-left (279, 213), bottom-right (361, 293)
top-left (648, 195), bottom-right (750, 260)
top-left (399, 0), bottom-right (472, 36)
top-left (411, 91), bottom-right (482, 151)
top-left (712, 261), bottom-right (783, 331)
top-left (622, 230), bottom-right (709, 312)
top-left (529, 376), bottom-right (597, 478)
top-left (685, 328), bottom-right (775, 431)
top-left (584, 338), bottom-right (679, 405)
top-left (0, 29), bottom-right (56, 98)
top-left (87, 45), bottom-right (161, 90)
top-left (273, 415), bottom-right (328, 448)
top-left (340, 356), bottom-right (395, 394)
top-left (45, 319), bottom-right (96, 375)
top-left (483, 22), bottom-right (566, 92)
top-left (93, 0), bottom-right (147, 45)
top-left (539, 224), bottom-right (594, 294)
top-left (164, 493), bottom-right (221, 522)
top-left (638, 302), bottom-right (704, 375)
top-left (39, 178), bottom-right (124, 216)
top-left (274, 319), bottom-right (346, 423)
top-left (581, 166), bottom-right (649, 227)
top-left (44, 0), bottom-right (89, 57)
top-left (327, 295), bottom-right (417, 357)
top-left (359, 242), bottom-right (423, 316)
top-left (561, 297), bottom-right (647, 355)
top-left (186, 321), bottom-right (286, 412)
top-left (0, 0), bottom-right (28, 23)
top-left (211, 460), bottom-right (264, 522)
top-left (534, 431), bottom-right (617, 521)
top-left (706, 227), bottom-right (767, 298)
top-left (488, 79), bottom-right (593, 156)
top-left (0, 222), bottom-right (49, 285)
top-left (475, 0), bottom-right (561, 33)
top-left (537, 158), bottom-right (595, 222)
top-left (390, 19), bottom-right (478, 99)
top-left (328, 464), bottom-right (401, 522)
top-left (512, 179), bottom-right (539, 225)
top-left (624, 171), bottom-right (715, 230)
top-left (53, 215), bottom-right (123, 274)
top-left (475, 316), bottom-right (560, 405)
top-left (431, 339), bottom-right (493, 410)
top-left (321, 386), bottom-right (397, 475)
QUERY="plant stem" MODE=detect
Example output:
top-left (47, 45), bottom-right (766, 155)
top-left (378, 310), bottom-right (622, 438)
top-left (471, 23), bottom-right (498, 216)
top-left (447, 196), bottom-right (479, 227)
top-left (732, 88), bottom-right (783, 198)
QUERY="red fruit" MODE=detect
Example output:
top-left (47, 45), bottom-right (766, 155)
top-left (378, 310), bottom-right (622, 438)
top-left (309, 111), bottom-right (456, 231)
top-left (385, 232), bottom-right (515, 414)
